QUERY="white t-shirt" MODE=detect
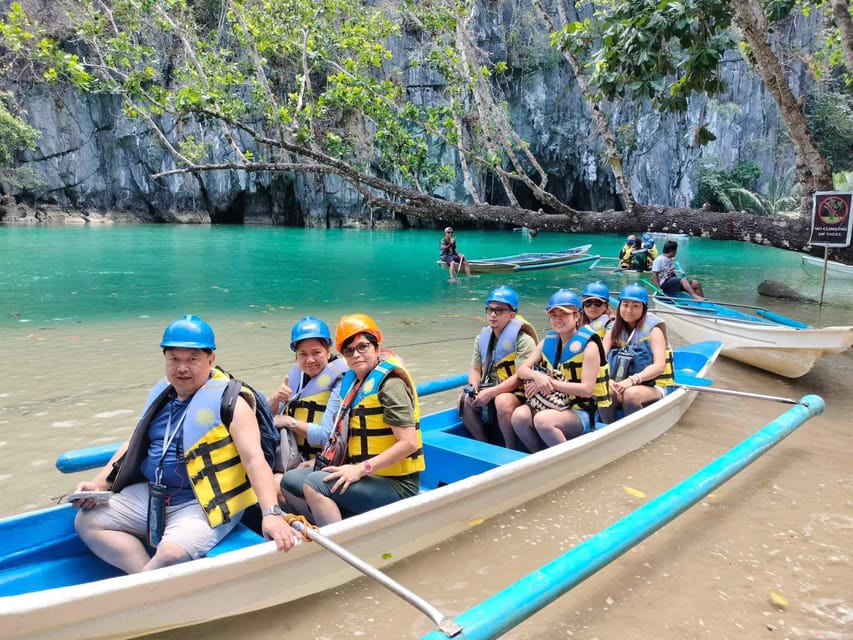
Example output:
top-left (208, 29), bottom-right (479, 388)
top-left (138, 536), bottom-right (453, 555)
top-left (652, 254), bottom-right (678, 283)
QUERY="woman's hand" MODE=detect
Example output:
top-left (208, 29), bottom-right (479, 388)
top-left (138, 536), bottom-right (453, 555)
top-left (321, 463), bottom-right (366, 494)
top-left (269, 377), bottom-right (292, 409)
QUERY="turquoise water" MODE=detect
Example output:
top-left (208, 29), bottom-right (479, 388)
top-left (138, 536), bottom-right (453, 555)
top-left (1, 225), bottom-right (850, 329)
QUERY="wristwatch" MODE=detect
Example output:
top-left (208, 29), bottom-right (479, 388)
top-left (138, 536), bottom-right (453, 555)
top-left (363, 460), bottom-right (373, 475)
top-left (262, 504), bottom-right (284, 517)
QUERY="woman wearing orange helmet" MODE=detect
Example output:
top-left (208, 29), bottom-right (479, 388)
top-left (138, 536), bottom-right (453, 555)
top-left (283, 314), bottom-right (425, 525)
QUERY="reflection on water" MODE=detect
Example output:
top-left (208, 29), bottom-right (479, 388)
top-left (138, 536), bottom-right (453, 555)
top-left (0, 227), bottom-right (851, 639)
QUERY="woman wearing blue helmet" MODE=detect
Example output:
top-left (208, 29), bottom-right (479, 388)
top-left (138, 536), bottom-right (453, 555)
top-left (270, 316), bottom-right (348, 480)
top-left (599, 284), bottom-right (675, 423)
top-left (580, 281), bottom-right (614, 337)
top-left (512, 289), bottom-right (611, 451)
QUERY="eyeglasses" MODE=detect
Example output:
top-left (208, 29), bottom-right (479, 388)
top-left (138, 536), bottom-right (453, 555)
top-left (342, 341), bottom-right (373, 357)
top-left (583, 299), bottom-right (605, 308)
top-left (485, 306), bottom-right (510, 316)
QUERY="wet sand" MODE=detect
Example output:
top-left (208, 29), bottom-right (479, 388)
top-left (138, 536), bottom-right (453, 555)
top-left (1, 316), bottom-right (851, 639)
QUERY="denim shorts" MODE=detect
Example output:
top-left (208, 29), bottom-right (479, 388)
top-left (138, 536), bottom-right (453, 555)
top-left (285, 469), bottom-right (408, 518)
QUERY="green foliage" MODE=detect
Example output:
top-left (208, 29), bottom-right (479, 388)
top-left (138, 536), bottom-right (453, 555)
top-left (560, 1), bottom-right (735, 113)
top-left (0, 0), bottom-right (464, 193)
top-left (692, 160), bottom-right (759, 211)
top-left (804, 90), bottom-right (853, 173)
top-left (0, 88), bottom-right (39, 187)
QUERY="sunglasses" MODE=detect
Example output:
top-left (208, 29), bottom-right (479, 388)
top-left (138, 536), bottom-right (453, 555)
top-left (583, 299), bottom-right (605, 308)
top-left (485, 306), bottom-right (510, 316)
top-left (341, 341), bottom-right (373, 357)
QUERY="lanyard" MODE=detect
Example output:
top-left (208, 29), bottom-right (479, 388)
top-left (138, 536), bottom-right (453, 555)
top-left (155, 399), bottom-right (189, 484)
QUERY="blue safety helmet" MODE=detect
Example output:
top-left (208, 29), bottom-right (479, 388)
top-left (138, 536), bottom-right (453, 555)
top-left (545, 289), bottom-right (582, 312)
top-left (625, 236), bottom-right (637, 245)
top-left (581, 281), bottom-right (610, 302)
top-left (160, 314), bottom-right (216, 350)
top-left (642, 232), bottom-right (654, 244)
top-left (618, 283), bottom-right (649, 306)
top-left (290, 316), bottom-right (332, 351)
top-left (486, 285), bottom-right (519, 311)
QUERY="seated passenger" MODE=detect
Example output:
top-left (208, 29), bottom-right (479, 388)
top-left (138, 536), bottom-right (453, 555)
top-left (511, 290), bottom-right (611, 451)
top-left (651, 240), bottom-right (705, 300)
top-left (439, 226), bottom-right (472, 280)
top-left (599, 284), bottom-right (675, 423)
top-left (73, 315), bottom-right (299, 574)
top-left (284, 314), bottom-right (423, 526)
top-left (460, 286), bottom-right (537, 450)
top-left (618, 234), bottom-right (638, 270)
top-left (580, 281), bottom-right (615, 337)
top-left (272, 316), bottom-right (348, 501)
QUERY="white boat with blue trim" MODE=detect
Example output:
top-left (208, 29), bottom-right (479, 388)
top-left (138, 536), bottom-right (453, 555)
top-left (0, 341), bottom-right (721, 640)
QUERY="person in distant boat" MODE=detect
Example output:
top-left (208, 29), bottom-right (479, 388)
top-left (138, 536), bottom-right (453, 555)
top-left (618, 234), bottom-right (638, 270)
top-left (461, 286), bottom-right (538, 450)
top-left (72, 315), bottom-right (300, 574)
top-left (439, 226), bottom-right (472, 281)
top-left (271, 316), bottom-right (348, 502)
top-left (511, 289), bottom-right (611, 451)
top-left (599, 284), bottom-right (675, 423)
top-left (651, 240), bottom-right (704, 300)
top-left (285, 314), bottom-right (423, 526)
top-left (631, 233), bottom-right (658, 271)
top-left (579, 281), bottom-right (615, 337)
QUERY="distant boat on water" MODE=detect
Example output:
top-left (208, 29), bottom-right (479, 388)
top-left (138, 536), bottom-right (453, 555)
top-left (800, 254), bottom-right (853, 280)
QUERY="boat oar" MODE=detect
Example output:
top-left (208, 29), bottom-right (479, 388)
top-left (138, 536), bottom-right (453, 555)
top-left (674, 373), bottom-right (808, 406)
top-left (289, 520), bottom-right (463, 637)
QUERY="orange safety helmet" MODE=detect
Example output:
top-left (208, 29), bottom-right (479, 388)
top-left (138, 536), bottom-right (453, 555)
top-left (334, 313), bottom-right (383, 352)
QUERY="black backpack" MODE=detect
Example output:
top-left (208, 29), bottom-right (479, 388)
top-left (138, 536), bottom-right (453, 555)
top-left (218, 369), bottom-right (280, 469)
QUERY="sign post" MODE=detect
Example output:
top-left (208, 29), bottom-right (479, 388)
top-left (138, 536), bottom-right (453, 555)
top-left (809, 192), bottom-right (852, 306)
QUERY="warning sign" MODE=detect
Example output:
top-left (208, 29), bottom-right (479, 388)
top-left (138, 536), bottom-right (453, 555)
top-left (809, 192), bottom-right (852, 247)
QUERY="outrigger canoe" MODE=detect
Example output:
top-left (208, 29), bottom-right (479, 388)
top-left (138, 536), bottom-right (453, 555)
top-left (439, 244), bottom-right (598, 274)
top-left (648, 287), bottom-right (853, 378)
top-left (800, 254), bottom-right (853, 280)
top-left (0, 341), bottom-right (721, 640)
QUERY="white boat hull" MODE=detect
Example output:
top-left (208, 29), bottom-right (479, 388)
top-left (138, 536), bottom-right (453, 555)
top-left (652, 303), bottom-right (853, 378)
top-left (801, 254), bottom-right (853, 280)
top-left (1, 350), bottom-right (718, 640)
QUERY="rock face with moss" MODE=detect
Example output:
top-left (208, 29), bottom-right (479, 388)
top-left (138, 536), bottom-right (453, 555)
top-left (0, 3), bottom-right (827, 225)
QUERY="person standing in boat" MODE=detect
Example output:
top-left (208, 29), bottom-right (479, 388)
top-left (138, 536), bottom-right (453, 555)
top-left (579, 281), bottom-right (615, 337)
top-left (72, 315), bottom-right (300, 574)
top-left (270, 316), bottom-right (348, 500)
top-left (286, 314), bottom-right (424, 526)
top-left (511, 290), bottom-right (611, 451)
top-left (599, 284), bottom-right (676, 423)
top-left (618, 234), bottom-right (638, 270)
top-left (439, 226), bottom-right (472, 281)
top-left (651, 240), bottom-right (705, 300)
top-left (461, 286), bottom-right (538, 450)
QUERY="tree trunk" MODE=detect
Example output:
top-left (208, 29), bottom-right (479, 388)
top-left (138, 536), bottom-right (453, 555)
top-left (731, 0), bottom-right (834, 215)
top-left (831, 0), bottom-right (853, 75)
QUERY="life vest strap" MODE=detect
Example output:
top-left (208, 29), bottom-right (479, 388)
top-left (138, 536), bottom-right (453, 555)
top-left (184, 436), bottom-right (234, 462)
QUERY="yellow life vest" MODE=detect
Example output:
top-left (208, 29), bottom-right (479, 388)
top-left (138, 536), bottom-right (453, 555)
top-left (285, 358), bottom-right (348, 457)
top-left (340, 359), bottom-right (424, 477)
top-left (542, 326), bottom-right (612, 412)
top-left (477, 315), bottom-right (538, 383)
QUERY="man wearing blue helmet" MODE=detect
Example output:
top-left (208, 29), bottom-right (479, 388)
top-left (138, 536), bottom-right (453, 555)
top-left (72, 315), bottom-right (300, 574)
top-left (461, 286), bottom-right (538, 449)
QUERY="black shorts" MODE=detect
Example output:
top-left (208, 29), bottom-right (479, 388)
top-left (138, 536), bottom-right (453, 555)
top-left (661, 277), bottom-right (683, 296)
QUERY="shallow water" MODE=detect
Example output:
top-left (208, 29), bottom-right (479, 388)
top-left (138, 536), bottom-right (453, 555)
top-left (0, 226), bottom-right (851, 639)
